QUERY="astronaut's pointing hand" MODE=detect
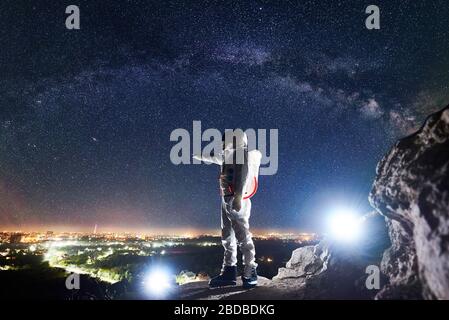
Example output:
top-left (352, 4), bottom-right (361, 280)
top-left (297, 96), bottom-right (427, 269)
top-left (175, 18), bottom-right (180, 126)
top-left (232, 195), bottom-right (242, 212)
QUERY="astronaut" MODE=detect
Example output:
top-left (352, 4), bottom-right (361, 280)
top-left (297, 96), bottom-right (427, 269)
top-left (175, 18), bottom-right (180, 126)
top-left (193, 130), bottom-right (261, 288)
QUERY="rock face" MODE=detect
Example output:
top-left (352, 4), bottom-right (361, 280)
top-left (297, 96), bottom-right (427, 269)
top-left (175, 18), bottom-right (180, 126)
top-left (273, 243), bottom-right (329, 281)
top-left (369, 105), bottom-right (449, 299)
top-left (271, 223), bottom-right (388, 300)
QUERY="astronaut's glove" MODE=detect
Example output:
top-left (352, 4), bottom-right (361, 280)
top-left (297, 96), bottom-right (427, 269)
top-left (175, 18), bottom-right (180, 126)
top-left (232, 194), bottom-right (242, 212)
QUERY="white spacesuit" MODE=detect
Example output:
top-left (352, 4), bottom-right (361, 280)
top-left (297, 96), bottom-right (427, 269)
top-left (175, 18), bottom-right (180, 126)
top-left (194, 131), bottom-right (261, 287)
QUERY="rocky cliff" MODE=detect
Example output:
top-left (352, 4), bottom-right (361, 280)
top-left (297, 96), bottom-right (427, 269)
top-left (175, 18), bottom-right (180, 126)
top-left (369, 105), bottom-right (449, 299)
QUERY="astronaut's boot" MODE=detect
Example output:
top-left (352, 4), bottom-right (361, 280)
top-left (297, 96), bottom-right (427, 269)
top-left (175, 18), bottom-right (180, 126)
top-left (209, 266), bottom-right (237, 288)
top-left (242, 267), bottom-right (258, 288)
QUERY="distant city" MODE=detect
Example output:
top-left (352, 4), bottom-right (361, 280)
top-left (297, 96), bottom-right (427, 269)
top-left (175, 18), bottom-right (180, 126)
top-left (0, 229), bottom-right (319, 299)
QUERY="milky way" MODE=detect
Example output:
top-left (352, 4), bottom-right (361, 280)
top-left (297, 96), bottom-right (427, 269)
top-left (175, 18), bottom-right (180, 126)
top-left (1, 0), bottom-right (448, 232)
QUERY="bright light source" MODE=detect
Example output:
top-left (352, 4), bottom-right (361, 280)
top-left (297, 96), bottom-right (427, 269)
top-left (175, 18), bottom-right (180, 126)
top-left (143, 267), bottom-right (173, 296)
top-left (327, 209), bottom-right (363, 242)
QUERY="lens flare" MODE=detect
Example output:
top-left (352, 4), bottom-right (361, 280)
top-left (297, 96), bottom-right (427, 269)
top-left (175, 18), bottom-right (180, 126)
top-left (143, 267), bottom-right (173, 296)
top-left (327, 209), bottom-right (362, 242)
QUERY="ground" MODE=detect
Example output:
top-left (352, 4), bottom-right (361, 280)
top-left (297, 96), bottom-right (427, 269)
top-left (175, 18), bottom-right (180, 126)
top-left (174, 277), bottom-right (300, 300)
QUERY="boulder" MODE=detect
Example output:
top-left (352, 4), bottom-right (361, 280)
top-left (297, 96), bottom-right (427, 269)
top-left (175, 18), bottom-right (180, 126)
top-left (271, 220), bottom-right (388, 300)
top-left (273, 242), bottom-right (329, 280)
top-left (369, 105), bottom-right (449, 299)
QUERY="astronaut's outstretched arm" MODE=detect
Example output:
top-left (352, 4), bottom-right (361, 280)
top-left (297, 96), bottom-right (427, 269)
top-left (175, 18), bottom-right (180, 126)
top-left (192, 153), bottom-right (223, 165)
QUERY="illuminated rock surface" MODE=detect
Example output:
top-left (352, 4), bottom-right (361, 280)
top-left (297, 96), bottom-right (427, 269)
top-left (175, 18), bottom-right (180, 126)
top-left (369, 105), bottom-right (449, 299)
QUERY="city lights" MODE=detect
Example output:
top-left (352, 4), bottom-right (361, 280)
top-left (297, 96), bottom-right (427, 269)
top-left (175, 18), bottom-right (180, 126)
top-left (0, 229), bottom-right (320, 292)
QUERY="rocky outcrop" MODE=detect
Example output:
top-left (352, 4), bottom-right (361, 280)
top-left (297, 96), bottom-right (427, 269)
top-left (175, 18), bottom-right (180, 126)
top-left (369, 105), bottom-right (449, 299)
top-left (273, 243), bottom-right (329, 281)
top-left (271, 220), bottom-right (388, 300)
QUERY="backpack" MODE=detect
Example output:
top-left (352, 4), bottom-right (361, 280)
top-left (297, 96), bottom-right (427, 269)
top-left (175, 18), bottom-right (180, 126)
top-left (243, 150), bottom-right (262, 199)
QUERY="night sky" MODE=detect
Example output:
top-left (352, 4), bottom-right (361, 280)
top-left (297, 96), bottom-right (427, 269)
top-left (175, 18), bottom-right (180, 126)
top-left (1, 1), bottom-right (448, 233)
